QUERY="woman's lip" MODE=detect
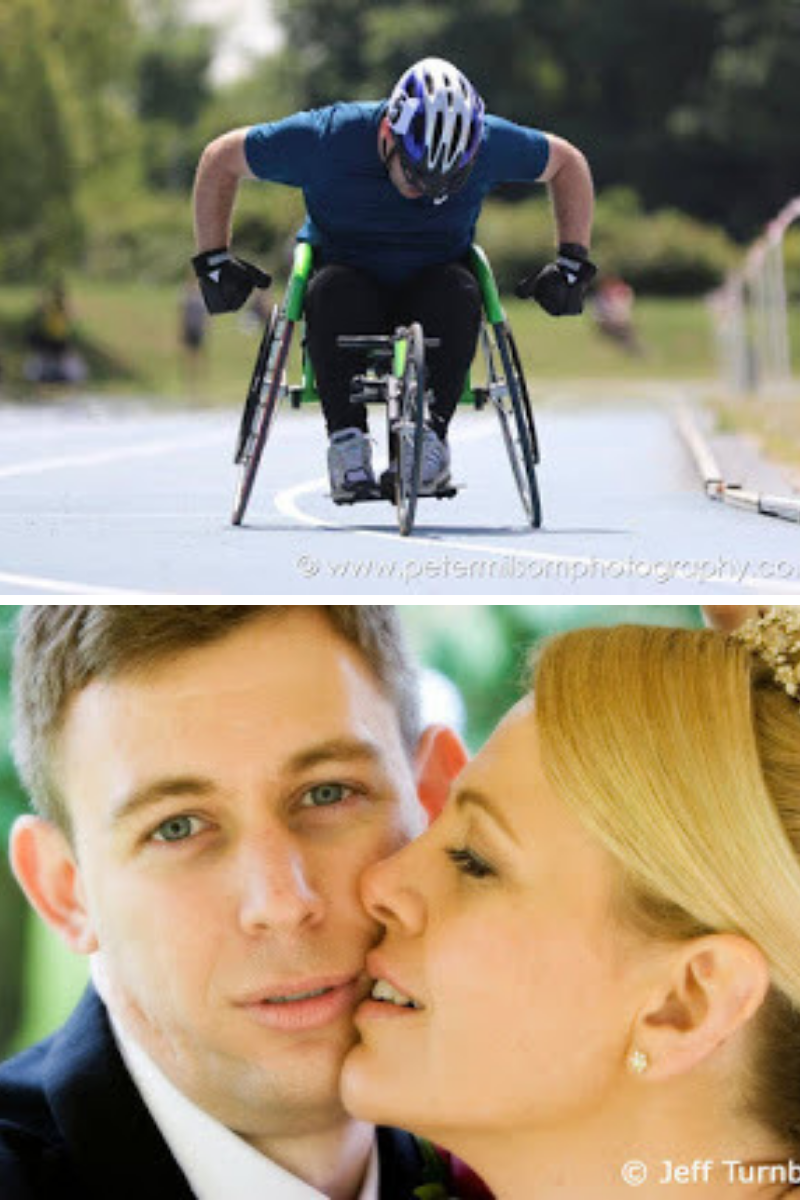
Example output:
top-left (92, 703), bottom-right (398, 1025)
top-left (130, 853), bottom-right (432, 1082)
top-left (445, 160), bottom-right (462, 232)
top-left (236, 975), bottom-right (365, 1032)
top-left (355, 996), bottom-right (424, 1022)
top-left (364, 954), bottom-right (423, 1009)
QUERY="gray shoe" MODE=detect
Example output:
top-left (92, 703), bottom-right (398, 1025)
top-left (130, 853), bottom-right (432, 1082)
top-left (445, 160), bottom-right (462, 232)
top-left (328, 427), bottom-right (378, 502)
top-left (419, 426), bottom-right (451, 492)
top-left (380, 426), bottom-right (452, 496)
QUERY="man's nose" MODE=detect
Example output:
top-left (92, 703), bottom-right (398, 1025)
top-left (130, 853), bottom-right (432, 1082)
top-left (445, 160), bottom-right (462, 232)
top-left (236, 833), bottom-right (324, 934)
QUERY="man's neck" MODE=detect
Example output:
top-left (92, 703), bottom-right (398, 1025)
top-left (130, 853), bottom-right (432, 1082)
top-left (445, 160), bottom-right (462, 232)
top-left (249, 1118), bottom-right (376, 1200)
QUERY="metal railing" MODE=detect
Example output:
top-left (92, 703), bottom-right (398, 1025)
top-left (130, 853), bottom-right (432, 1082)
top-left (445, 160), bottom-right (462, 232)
top-left (708, 196), bottom-right (800, 396)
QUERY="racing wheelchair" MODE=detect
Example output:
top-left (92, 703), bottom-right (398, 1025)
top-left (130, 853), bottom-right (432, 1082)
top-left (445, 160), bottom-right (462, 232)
top-left (231, 242), bottom-right (542, 536)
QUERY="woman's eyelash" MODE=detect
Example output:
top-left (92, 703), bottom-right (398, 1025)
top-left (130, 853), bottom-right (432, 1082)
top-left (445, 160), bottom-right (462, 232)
top-left (446, 846), bottom-right (495, 879)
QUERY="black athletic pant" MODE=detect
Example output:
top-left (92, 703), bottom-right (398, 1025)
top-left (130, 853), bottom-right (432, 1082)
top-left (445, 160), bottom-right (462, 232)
top-left (304, 261), bottom-right (483, 439)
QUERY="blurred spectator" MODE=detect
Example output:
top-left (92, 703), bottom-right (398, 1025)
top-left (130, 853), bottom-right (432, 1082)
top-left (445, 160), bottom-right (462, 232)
top-left (24, 282), bottom-right (88, 386)
top-left (590, 274), bottom-right (642, 355)
top-left (179, 274), bottom-right (208, 384)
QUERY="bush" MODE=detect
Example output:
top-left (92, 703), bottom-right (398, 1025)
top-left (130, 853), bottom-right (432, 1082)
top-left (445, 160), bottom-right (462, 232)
top-left (475, 186), bottom-right (738, 296)
top-left (474, 195), bottom-right (555, 292)
top-left (783, 227), bottom-right (800, 302)
top-left (81, 191), bottom-right (193, 283)
top-left (80, 183), bottom-right (306, 284)
top-left (77, 175), bottom-right (737, 295)
top-left (593, 189), bottom-right (738, 294)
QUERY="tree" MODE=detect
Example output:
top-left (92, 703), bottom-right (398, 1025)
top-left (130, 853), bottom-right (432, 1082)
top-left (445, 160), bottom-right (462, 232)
top-left (267, 0), bottom-right (800, 238)
top-left (672, 0), bottom-right (800, 235)
top-left (0, 0), bottom-right (137, 278)
top-left (135, 23), bottom-right (215, 189)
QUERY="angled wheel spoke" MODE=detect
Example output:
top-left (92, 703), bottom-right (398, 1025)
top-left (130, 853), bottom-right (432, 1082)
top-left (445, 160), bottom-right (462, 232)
top-left (231, 311), bottom-right (294, 527)
top-left (395, 324), bottom-right (426, 536)
top-left (483, 321), bottom-right (542, 528)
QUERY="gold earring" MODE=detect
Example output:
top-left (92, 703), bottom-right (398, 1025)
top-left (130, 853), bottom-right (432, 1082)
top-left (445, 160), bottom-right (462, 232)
top-left (628, 1048), bottom-right (649, 1075)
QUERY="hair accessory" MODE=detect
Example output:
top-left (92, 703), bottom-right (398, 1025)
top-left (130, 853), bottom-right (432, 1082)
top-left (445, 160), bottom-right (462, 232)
top-left (628, 1048), bottom-right (649, 1075)
top-left (732, 607), bottom-right (800, 699)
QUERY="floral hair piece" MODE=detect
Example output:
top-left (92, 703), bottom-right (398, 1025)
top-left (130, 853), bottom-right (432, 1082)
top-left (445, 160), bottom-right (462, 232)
top-left (732, 607), bottom-right (800, 699)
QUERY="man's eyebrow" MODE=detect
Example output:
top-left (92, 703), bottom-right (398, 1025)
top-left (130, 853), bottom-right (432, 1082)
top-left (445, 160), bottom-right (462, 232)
top-left (453, 787), bottom-right (520, 845)
top-left (111, 778), bottom-right (216, 827)
top-left (110, 740), bottom-right (385, 827)
top-left (284, 737), bottom-right (387, 773)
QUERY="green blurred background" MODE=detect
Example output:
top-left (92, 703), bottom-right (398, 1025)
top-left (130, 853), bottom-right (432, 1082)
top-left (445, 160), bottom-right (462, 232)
top-left (0, 602), bottom-right (702, 1062)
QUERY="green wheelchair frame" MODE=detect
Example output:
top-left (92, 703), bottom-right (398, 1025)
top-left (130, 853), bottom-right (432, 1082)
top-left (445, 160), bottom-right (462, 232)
top-left (231, 242), bottom-right (542, 533)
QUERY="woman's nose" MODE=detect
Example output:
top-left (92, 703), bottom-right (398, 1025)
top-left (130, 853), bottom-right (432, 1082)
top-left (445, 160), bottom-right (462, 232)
top-left (359, 841), bottom-right (426, 936)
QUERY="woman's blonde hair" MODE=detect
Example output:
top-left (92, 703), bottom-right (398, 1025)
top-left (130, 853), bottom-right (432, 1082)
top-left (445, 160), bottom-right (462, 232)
top-left (533, 624), bottom-right (800, 1146)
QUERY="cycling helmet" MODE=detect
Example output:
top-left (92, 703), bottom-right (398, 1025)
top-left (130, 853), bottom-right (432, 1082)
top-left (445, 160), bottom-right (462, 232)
top-left (386, 57), bottom-right (485, 202)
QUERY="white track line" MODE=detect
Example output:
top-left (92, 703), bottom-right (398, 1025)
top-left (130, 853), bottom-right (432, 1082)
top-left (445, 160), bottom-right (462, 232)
top-left (274, 408), bottom-right (800, 594)
top-left (0, 430), bottom-right (226, 481)
top-left (0, 571), bottom-right (150, 595)
top-left (274, 478), bottom-right (800, 596)
top-left (0, 428), bottom-right (227, 595)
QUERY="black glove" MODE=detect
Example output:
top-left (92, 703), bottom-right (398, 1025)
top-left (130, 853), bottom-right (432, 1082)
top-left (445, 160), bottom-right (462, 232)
top-left (192, 248), bottom-right (272, 315)
top-left (515, 244), bottom-right (597, 316)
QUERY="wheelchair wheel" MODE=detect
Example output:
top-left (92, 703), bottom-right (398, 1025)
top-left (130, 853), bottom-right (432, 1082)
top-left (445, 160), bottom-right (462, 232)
top-left (482, 321), bottom-right (542, 528)
top-left (393, 323), bottom-right (426, 537)
top-left (231, 308), bottom-right (294, 526)
top-left (234, 306), bottom-right (276, 464)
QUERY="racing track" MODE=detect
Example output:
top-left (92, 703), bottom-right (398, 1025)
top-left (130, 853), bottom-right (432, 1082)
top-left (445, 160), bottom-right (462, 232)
top-left (0, 398), bottom-right (796, 597)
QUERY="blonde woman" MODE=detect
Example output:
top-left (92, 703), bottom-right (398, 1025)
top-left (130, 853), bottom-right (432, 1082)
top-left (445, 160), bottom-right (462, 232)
top-left (342, 613), bottom-right (800, 1199)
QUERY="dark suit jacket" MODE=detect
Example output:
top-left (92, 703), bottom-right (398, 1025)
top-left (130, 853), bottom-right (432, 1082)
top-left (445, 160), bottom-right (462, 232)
top-left (0, 987), bottom-right (444, 1200)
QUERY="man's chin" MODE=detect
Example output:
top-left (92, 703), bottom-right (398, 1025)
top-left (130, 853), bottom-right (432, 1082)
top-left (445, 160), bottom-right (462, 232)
top-left (199, 1047), bottom-right (353, 1136)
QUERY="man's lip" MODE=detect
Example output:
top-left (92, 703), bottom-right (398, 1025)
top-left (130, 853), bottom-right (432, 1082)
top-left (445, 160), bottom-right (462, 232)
top-left (235, 974), bottom-right (368, 1032)
top-left (235, 972), bottom-right (361, 1006)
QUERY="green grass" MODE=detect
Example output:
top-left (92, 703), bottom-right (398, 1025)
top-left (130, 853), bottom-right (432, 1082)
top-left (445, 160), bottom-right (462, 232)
top-left (508, 296), bottom-right (716, 382)
top-left (0, 282), bottom-right (717, 409)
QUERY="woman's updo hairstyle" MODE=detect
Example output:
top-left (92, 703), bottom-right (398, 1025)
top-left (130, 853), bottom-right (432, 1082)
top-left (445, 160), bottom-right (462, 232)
top-left (532, 620), bottom-right (800, 1152)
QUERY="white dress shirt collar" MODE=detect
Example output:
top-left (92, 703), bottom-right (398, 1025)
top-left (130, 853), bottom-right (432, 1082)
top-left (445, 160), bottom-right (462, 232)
top-left (106, 1005), bottom-right (379, 1200)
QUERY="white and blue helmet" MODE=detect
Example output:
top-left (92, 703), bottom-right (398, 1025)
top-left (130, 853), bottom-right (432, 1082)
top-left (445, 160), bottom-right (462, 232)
top-left (387, 57), bottom-right (485, 201)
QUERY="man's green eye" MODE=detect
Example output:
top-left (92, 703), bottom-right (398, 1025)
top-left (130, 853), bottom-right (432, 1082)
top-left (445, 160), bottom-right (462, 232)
top-left (152, 816), bottom-right (197, 842)
top-left (303, 783), bottom-right (349, 808)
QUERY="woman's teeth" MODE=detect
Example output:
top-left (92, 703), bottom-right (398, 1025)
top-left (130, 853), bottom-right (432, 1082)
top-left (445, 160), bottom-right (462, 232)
top-left (371, 979), bottom-right (420, 1009)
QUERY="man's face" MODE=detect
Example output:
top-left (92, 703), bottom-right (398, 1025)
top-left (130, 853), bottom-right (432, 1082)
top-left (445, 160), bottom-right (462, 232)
top-left (55, 610), bottom-right (426, 1138)
top-left (380, 127), bottom-right (425, 199)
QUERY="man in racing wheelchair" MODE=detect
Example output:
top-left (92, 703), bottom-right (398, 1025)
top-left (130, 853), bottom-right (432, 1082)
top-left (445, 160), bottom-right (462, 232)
top-left (192, 56), bottom-right (596, 503)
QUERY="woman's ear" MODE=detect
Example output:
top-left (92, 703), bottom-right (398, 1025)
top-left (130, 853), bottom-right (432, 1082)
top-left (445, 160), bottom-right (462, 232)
top-left (414, 724), bottom-right (469, 822)
top-left (9, 815), bottom-right (98, 955)
top-left (631, 934), bottom-right (770, 1082)
top-left (701, 606), bottom-right (765, 633)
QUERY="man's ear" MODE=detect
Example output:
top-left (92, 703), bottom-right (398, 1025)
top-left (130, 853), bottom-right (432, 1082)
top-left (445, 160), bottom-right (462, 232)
top-left (632, 934), bottom-right (770, 1082)
top-left (414, 724), bottom-right (469, 823)
top-left (378, 118), bottom-right (394, 162)
top-left (9, 815), bottom-right (98, 955)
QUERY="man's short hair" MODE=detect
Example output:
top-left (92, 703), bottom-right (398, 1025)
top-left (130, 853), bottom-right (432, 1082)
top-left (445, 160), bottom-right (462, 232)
top-left (12, 605), bottom-right (421, 836)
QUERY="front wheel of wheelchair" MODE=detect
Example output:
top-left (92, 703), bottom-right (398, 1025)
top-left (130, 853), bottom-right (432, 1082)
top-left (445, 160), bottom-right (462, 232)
top-left (393, 323), bottom-right (426, 537)
top-left (484, 322), bottom-right (542, 528)
top-left (231, 308), bottom-right (294, 526)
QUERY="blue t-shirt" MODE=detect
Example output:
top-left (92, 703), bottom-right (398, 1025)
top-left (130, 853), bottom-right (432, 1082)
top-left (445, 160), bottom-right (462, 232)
top-left (244, 101), bottom-right (549, 286)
